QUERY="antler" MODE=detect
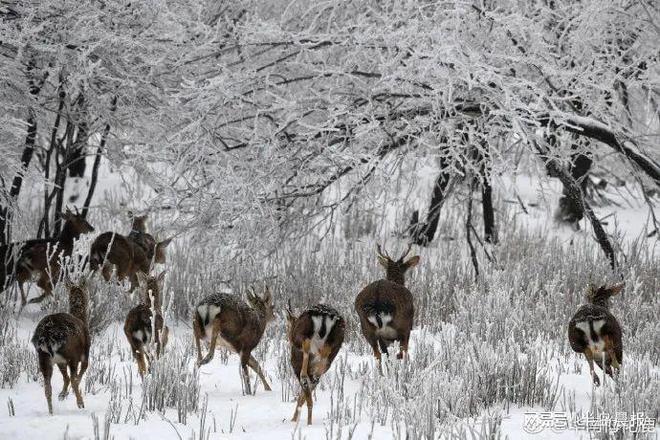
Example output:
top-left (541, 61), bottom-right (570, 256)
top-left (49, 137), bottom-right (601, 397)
top-left (376, 243), bottom-right (391, 260)
top-left (398, 243), bottom-right (413, 261)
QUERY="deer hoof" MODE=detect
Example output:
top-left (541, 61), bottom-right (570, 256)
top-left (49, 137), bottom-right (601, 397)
top-left (58, 391), bottom-right (68, 401)
top-left (77, 400), bottom-right (85, 409)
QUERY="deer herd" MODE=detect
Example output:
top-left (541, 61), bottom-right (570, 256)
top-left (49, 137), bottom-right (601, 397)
top-left (0, 209), bottom-right (626, 424)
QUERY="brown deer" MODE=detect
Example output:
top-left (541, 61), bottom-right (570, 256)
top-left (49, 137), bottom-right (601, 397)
top-left (127, 212), bottom-right (158, 262)
top-left (1, 238), bottom-right (55, 293)
top-left (124, 271), bottom-right (169, 377)
top-left (354, 244), bottom-right (419, 370)
top-left (285, 302), bottom-right (345, 425)
top-left (193, 288), bottom-right (274, 395)
top-left (16, 209), bottom-right (95, 304)
top-left (89, 231), bottom-right (170, 290)
top-left (568, 283), bottom-right (624, 386)
top-left (31, 277), bottom-right (90, 414)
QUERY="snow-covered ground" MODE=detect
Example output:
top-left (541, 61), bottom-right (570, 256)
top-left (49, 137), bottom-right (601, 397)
top-left (0, 167), bottom-right (658, 439)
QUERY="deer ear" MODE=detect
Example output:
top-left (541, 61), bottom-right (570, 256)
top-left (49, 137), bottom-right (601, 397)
top-left (607, 283), bottom-right (624, 296)
top-left (263, 286), bottom-right (272, 303)
top-left (158, 237), bottom-right (172, 248)
top-left (377, 255), bottom-right (389, 268)
top-left (403, 255), bottom-right (420, 269)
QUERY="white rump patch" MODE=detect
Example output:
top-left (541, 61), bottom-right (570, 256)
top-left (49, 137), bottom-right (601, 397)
top-left (310, 315), bottom-right (337, 356)
top-left (592, 319), bottom-right (606, 333)
top-left (575, 320), bottom-right (606, 354)
top-left (366, 312), bottom-right (393, 329)
top-left (198, 304), bottom-right (222, 340)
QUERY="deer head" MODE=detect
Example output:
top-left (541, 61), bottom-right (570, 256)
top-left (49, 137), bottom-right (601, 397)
top-left (375, 243), bottom-right (420, 285)
top-left (246, 286), bottom-right (275, 323)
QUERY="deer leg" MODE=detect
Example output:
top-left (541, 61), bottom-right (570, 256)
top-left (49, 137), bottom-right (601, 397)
top-left (291, 391), bottom-right (306, 422)
top-left (247, 355), bottom-right (271, 391)
top-left (39, 353), bottom-right (54, 414)
top-left (397, 332), bottom-right (410, 360)
top-left (367, 337), bottom-right (383, 374)
top-left (197, 319), bottom-right (221, 366)
top-left (101, 263), bottom-right (112, 282)
top-left (18, 280), bottom-right (28, 306)
top-left (193, 319), bottom-right (203, 364)
top-left (603, 335), bottom-right (621, 370)
top-left (584, 348), bottom-right (600, 386)
top-left (299, 339), bottom-right (312, 390)
top-left (157, 325), bottom-right (169, 358)
top-left (133, 348), bottom-right (147, 377)
top-left (69, 361), bottom-right (85, 409)
top-left (240, 352), bottom-right (253, 395)
top-left (57, 364), bottom-right (70, 400)
top-left (304, 385), bottom-right (314, 425)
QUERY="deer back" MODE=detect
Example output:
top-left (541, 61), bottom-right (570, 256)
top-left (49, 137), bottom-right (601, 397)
top-left (195, 292), bottom-right (271, 353)
top-left (89, 232), bottom-right (134, 268)
top-left (355, 279), bottom-right (414, 332)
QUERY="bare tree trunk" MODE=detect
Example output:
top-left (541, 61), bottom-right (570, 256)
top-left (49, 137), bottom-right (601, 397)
top-left (0, 61), bottom-right (47, 244)
top-left (82, 96), bottom-right (116, 218)
top-left (409, 155), bottom-right (452, 246)
top-left (482, 179), bottom-right (496, 243)
top-left (540, 150), bottom-right (617, 271)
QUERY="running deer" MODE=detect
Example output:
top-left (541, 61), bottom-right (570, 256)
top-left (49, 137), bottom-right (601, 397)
top-left (89, 231), bottom-right (170, 290)
top-left (124, 271), bottom-right (169, 377)
top-left (354, 244), bottom-right (419, 370)
top-left (31, 277), bottom-right (90, 414)
top-left (16, 209), bottom-right (95, 304)
top-left (193, 287), bottom-right (274, 395)
top-left (1, 238), bottom-right (55, 292)
top-left (285, 303), bottom-right (345, 425)
top-left (568, 283), bottom-right (624, 386)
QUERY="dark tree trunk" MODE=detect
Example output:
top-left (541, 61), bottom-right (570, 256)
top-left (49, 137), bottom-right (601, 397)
top-left (82, 95), bottom-right (116, 218)
top-left (409, 155), bottom-right (452, 246)
top-left (539, 149), bottom-right (617, 271)
top-left (558, 151), bottom-right (593, 224)
top-left (482, 179), bottom-right (496, 243)
top-left (68, 95), bottom-right (88, 178)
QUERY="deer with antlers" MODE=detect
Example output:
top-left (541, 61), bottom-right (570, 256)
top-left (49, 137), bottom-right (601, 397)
top-left (568, 283), bottom-right (624, 385)
top-left (193, 287), bottom-right (274, 395)
top-left (355, 244), bottom-right (419, 370)
top-left (31, 277), bottom-right (90, 414)
top-left (285, 302), bottom-right (345, 425)
top-left (15, 208), bottom-right (95, 305)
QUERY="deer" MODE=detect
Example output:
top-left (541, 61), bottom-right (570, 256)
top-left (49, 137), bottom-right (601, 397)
top-left (127, 212), bottom-right (159, 262)
top-left (124, 271), bottom-right (169, 377)
top-left (354, 243), bottom-right (419, 371)
top-left (193, 287), bottom-right (274, 395)
top-left (285, 302), bottom-right (345, 425)
top-left (568, 283), bottom-right (624, 386)
top-left (89, 231), bottom-right (170, 290)
top-left (15, 208), bottom-right (95, 305)
top-left (31, 277), bottom-right (90, 414)
top-left (1, 238), bottom-right (55, 293)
